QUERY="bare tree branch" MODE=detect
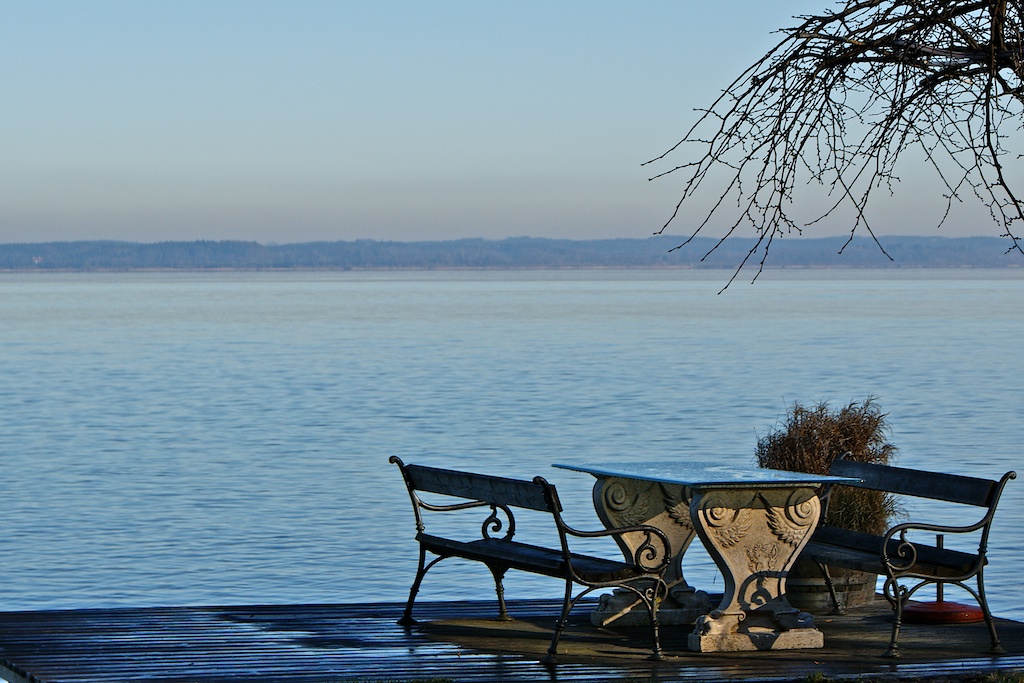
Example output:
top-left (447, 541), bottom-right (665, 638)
top-left (647, 0), bottom-right (1024, 288)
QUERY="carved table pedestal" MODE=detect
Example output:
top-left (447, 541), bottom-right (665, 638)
top-left (555, 461), bottom-right (858, 652)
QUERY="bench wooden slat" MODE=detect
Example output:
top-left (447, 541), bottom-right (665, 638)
top-left (806, 525), bottom-right (980, 577)
top-left (417, 534), bottom-right (638, 583)
top-left (403, 463), bottom-right (555, 512)
top-left (829, 458), bottom-right (998, 507)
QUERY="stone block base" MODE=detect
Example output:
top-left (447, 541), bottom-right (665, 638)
top-left (591, 605), bottom-right (708, 627)
top-left (591, 587), bottom-right (713, 627)
top-left (688, 628), bottom-right (824, 652)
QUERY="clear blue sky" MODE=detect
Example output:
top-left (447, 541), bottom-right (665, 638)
top-left (0, 1), bottom-right (998, 244)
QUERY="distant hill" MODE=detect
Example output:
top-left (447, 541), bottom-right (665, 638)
top-left (0, 235), bottom-right (1021, 271)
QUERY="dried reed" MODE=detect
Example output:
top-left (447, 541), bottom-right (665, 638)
top-left (755, 398), bottom-right (899, 534)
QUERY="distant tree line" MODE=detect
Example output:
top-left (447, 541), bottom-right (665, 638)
top-left (0, 236), bottom-right (1020, 271)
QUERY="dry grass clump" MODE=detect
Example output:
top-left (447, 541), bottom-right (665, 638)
top-left (755, 398), bottom-right (899, 535)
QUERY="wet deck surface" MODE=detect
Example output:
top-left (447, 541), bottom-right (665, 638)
top-left (0, 598), bottom-right (1021, 682)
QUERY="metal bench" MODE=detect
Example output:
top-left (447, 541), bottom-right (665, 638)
top-left (389, 456), bottom-right (672, 664)
top-left (802, 455), bottom-right (1016, 658)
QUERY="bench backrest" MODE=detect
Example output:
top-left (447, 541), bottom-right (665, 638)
top-left (393, 458), bottom-right (559, 512)
top-left (829, 457), bottom-right (1011, 508)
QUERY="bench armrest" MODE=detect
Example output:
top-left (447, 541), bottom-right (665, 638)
top-left (406, 496), bottom-right (519, 541)
top-left (884, 518), bottom-right (988, 543)
top-left (417, 499), bottom-right (491, 514)
top-left (558, 522), bottom-right (673, 574)
top-left (882, 520), bottom-right (987, 575)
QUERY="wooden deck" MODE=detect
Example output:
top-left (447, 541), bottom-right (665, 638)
top-left (0, 598), bottom-right (1021, 683)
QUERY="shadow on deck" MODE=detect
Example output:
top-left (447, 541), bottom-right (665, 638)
top-left (0, 598), bottom-right (1021, 682)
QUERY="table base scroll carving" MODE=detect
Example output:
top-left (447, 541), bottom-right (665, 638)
top-left (688, 486), bottom-right (824, 652)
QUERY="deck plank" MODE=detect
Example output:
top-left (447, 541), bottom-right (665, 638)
top-left (0, 599), bottom-right (1021, 683)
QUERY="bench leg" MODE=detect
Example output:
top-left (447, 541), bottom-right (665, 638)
top-left (541, 579), bottom-right (575, 666)
top-left (645, 580), bottom-right (666, 661)
top-left (399, 546), bottom-right (442, 626)
top-left (818, 563), bottom-right (846, 615)
top-left (883, 575), bottom-right (1003, 659)
top-left (977, 569), bottom-right (1006, 655)
top-left (883, 577), bottom-right (907, 658)
top-left (542, 580), bottom-right (666, 666)
top-left (885, 613), bottom-right (902, 657)
top-left (486, 564), bottom-right (513, 621)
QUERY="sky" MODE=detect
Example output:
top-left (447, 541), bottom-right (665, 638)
top-left (0, 1), bottom-right (1008, 244)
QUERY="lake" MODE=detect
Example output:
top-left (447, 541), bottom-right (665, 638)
top-left (0, 269), bottom-right (1020, 616)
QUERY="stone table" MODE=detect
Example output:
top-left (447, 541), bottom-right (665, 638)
top-left (553, 461), bottom-right (858, 652)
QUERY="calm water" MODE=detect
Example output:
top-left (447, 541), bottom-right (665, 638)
top-left (0, 269), bottom-right (1021, 616)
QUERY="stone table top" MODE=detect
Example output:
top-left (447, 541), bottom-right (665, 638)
top-left (552, 460), bottom-right (860, 490)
